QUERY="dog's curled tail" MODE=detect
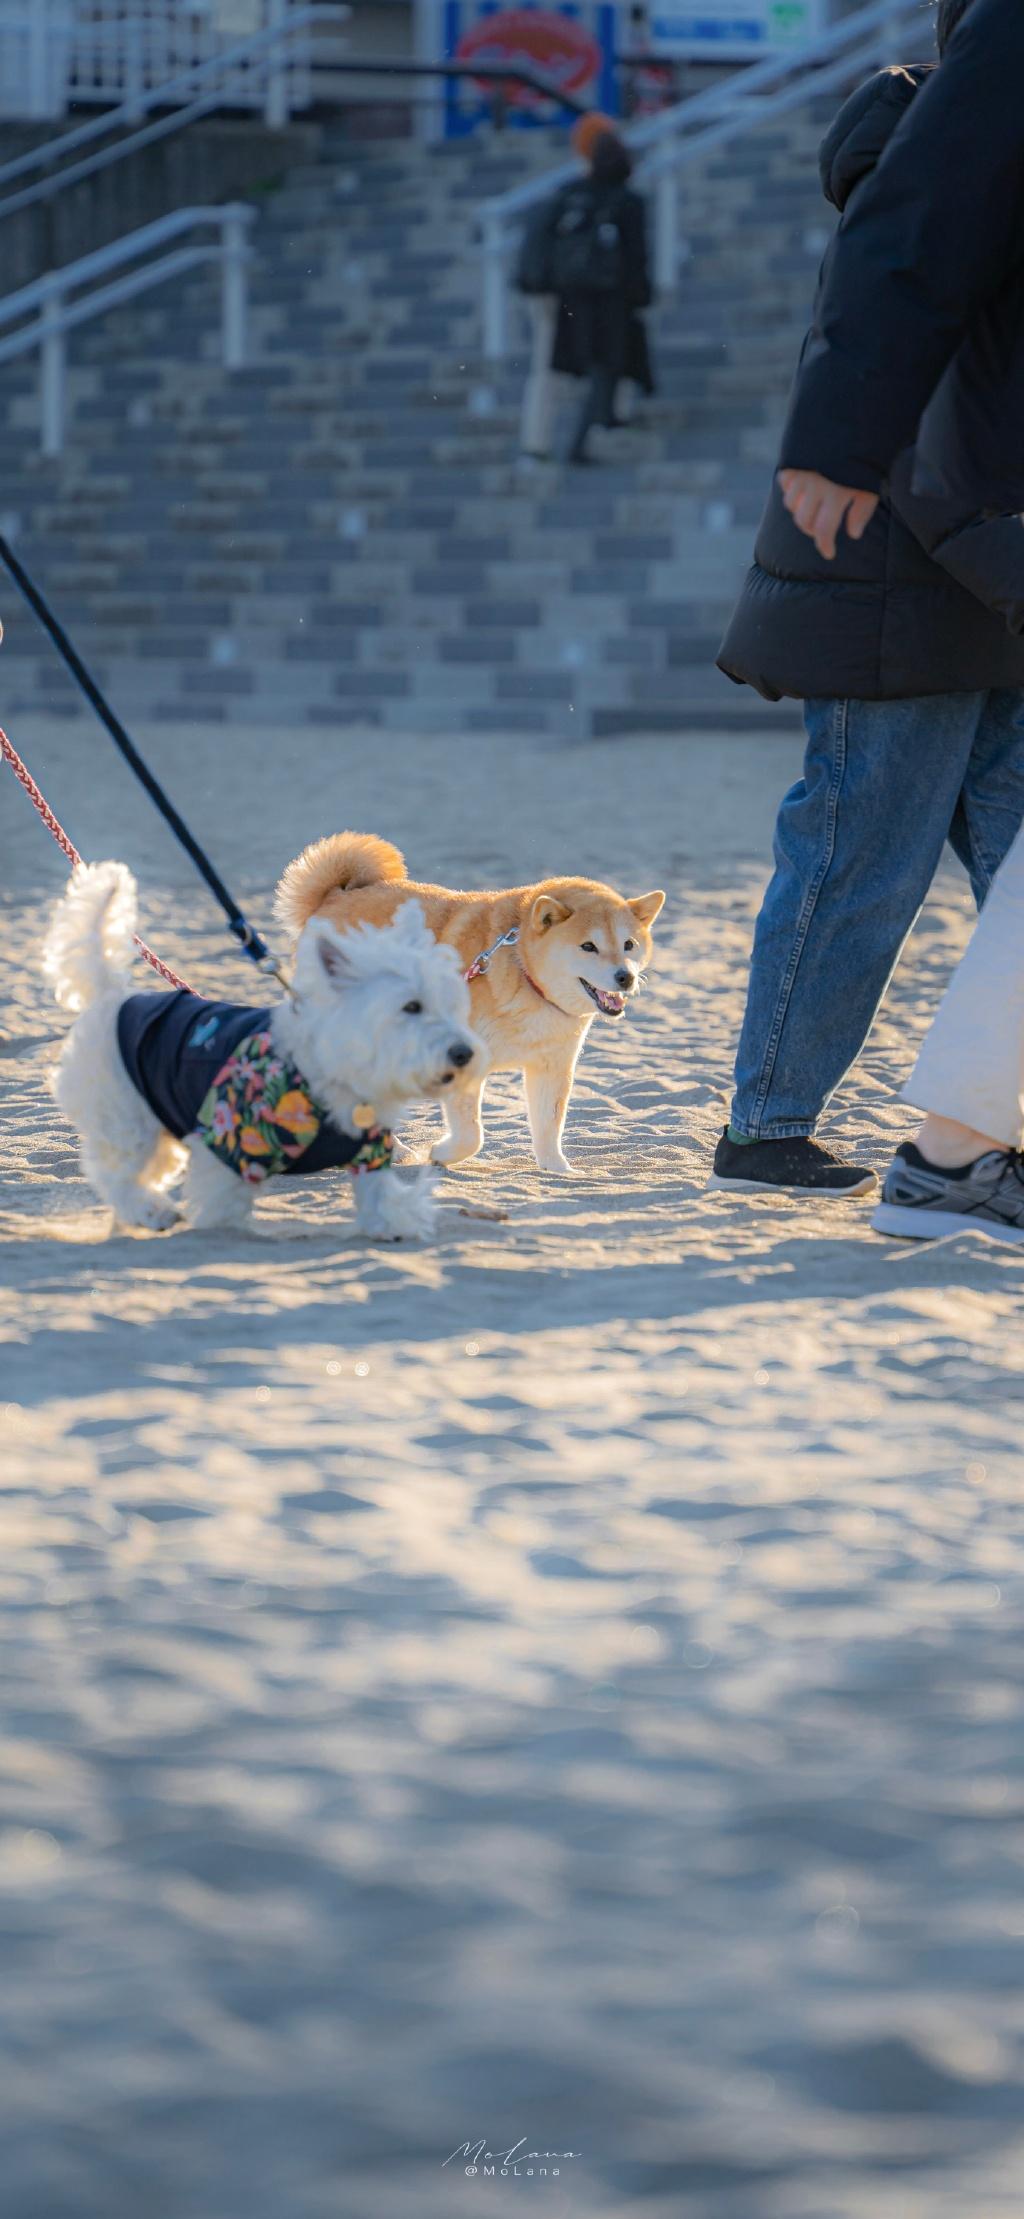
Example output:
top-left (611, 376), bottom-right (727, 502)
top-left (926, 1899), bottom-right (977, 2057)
top-left (43, 859), bottom-right (138, 1012)
top-left (275, 831), bottom-right (407, 935)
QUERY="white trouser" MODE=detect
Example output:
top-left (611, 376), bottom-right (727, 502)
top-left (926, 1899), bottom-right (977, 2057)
top-left (519, 297), bottom-right (558, 457)
top-left (903, 816), bottom-right (1024, 1146)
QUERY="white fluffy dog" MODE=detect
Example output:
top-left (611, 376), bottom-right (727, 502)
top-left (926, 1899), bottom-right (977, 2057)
top-left (44, 861), bottom-right (485, 1240)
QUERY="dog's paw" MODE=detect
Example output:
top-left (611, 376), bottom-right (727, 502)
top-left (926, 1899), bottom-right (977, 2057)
top-left (360, 1216), bottom-right (436, 1244)
top-left (536, 1152), bottom-right (574, 1176)
top-left (430, 1135), bottom-right (483, 1167)
top-left (117, 1194), bottom-right (181, 1233)
top-left (354, 1168), bottom-right (438, 1243)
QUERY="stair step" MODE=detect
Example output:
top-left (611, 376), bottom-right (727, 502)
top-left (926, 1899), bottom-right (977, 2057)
top-left (0, 109), bottom-right (830, 733)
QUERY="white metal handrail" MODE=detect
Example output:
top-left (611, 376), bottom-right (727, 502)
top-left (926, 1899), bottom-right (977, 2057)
top-left (478, 0), bottom-right (927, 358)
top-left (61, 5), bottom-right (317, 119)
top-left (0, 4), bottom-right (351, 218)
top-left (0, 203), bottom-right (255, 455)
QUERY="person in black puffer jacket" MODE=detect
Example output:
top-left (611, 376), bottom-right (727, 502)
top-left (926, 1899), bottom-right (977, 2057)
top-left (709, 0), bottom-right (1024, 1202)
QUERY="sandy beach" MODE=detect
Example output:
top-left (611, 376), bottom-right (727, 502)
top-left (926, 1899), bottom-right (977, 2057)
top-left (3, 714), bottom-right (1024, 2219)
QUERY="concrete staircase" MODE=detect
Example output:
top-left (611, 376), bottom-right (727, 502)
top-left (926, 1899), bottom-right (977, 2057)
top-left (0, 114), bottom-right (836, 736)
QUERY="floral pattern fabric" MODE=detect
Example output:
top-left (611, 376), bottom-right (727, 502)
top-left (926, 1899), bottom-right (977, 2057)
top-left (193, 1028), bottom-right (393, 1185)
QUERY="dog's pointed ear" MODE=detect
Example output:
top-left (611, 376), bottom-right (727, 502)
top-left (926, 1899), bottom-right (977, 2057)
top-left (530, 895), bottom-right (573, 934)
top-left (315, 925), bottom-right (355, 987)
top-left (391, 897), bottom-right (430, 946)
top-left (627, 890), bottom-right (665, 928)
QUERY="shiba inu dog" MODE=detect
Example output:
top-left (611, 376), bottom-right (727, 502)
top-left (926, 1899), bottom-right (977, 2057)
top-left (276, 834), bottom-right (664, 1173)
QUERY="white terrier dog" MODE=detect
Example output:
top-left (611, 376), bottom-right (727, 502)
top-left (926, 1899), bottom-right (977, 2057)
top-left (44, 861), bottom-right (485, 1240)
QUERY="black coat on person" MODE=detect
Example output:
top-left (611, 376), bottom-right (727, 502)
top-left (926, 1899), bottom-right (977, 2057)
top-left (517, 174), bottom-right (654, 389)
top-left (718, 65), bottom-right (1024, 703)
top-left (779, 0), bottom-right (1024, 507)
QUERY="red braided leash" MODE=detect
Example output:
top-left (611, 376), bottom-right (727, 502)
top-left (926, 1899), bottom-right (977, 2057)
top-left (1, 725), bottom-right (193, 993)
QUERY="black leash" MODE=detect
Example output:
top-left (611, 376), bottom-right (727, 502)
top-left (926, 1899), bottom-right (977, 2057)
top-left (0, 534), bottom-right (286, 984)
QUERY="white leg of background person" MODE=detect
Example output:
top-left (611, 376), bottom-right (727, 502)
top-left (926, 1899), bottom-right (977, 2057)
top-left (902, 815), bottom-right (1024, 1157)
top-left (520, 297), bottom-right (558, 459)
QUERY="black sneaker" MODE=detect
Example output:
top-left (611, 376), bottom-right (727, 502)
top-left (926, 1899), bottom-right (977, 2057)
top-left (708, 1127), bottom-right (877, 1197)
top-left (873, 1142), bottom-right (1024, 1244)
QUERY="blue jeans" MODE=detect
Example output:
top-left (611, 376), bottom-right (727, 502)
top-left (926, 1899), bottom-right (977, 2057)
top-left (731, 690), bottom-right (1024, 1139)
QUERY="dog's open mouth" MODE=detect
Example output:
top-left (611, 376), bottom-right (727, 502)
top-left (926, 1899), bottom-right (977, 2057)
top-left (580, 979), bottom-right (627, 1018)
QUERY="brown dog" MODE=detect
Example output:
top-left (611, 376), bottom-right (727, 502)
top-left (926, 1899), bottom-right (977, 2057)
top-left (276, 834), bottom-right (665, 1173)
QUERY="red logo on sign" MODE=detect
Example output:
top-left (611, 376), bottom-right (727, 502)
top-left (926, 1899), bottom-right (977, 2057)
top-left (456, 8), bottom-right (602, 106)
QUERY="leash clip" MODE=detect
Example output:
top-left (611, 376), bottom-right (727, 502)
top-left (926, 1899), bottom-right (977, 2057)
top-left (465, 925), bottom-right (520, 983)
top-left (231, 919), bottom-right (290, 992)
top-left (259, 951), bottom-right (293, 994)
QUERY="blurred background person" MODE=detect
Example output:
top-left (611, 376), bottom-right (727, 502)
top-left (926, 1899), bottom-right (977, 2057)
top-left (515, 113), bottom-right (653, 465)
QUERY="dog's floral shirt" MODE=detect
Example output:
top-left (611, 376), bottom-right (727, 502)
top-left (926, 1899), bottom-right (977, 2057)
top-left (117, 990), bottom-right (393, 1184)
top-left (194, 1026), bottom-right (393, 1184)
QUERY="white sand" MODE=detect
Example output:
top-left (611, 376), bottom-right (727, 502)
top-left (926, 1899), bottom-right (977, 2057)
top-left (2, 717), bottom-right (1023, 2219)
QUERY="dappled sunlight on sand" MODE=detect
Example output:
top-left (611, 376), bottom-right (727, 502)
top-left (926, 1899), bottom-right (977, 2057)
top-left (2, 726), bottom-right (1024, 2218)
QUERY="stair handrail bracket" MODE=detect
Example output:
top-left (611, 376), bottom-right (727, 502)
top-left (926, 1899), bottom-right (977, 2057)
top-left (0, 204), bottom-right (256, 456)
top-left (477, 0), bottom-right (927, 359)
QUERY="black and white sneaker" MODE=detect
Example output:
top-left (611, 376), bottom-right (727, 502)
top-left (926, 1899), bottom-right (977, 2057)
top-left (707, 1128), bottom-right (877, 1198)
top-left (872, 1142), bottom-right (1024, 1244)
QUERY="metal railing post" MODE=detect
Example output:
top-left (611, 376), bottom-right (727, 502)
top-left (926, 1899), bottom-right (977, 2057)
top-left (40, 294), bottom-right (65, 456)
top-left (654, 158), bottom-right (678, 296)
top-left (264, 0), bottom-right (289, 129)
top-left (221, 208), bottom-right (250, 370)
top-left (878, 0), bottom-right (905, 65)
top-left (481, 212), bottom-right (508, 362)
top-left (28, 0), bottom-right (51, 119)
top-left (414, 0), bottom-right (446, 146)
top-left (124, 12), bottom-right (145, 124)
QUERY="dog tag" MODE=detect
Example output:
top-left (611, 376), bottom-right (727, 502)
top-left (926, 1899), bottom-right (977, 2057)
top-left (353, 1102), bottom-right (376, 1129)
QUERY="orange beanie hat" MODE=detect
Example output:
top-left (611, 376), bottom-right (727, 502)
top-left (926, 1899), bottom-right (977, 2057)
top-left (571, 111), bottom-right (618, 162)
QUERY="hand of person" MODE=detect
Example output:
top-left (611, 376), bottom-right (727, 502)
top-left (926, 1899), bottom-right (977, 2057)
top-left (778, 469), bottom-right (880, 561)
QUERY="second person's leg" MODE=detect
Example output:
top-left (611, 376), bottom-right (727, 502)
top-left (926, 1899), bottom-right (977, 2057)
top-left (873, 812), bottom-right (1024, 1241)
top-left (950, 686), bottom-right (1024, 902)
top-left (903, 810), bottom-right (1024, 1152)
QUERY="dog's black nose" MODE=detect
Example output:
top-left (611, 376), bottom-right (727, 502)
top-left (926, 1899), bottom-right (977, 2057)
top-left (614, 967), bottom-right (634, 991)
top-left (448, 1042), bottom-right (474, 1069)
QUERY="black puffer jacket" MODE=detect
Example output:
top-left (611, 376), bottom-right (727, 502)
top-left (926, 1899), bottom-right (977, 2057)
top-left (780, 0), bottom-right (1024, 506)
top-left (718, 66), bottom-right (1024, 703)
